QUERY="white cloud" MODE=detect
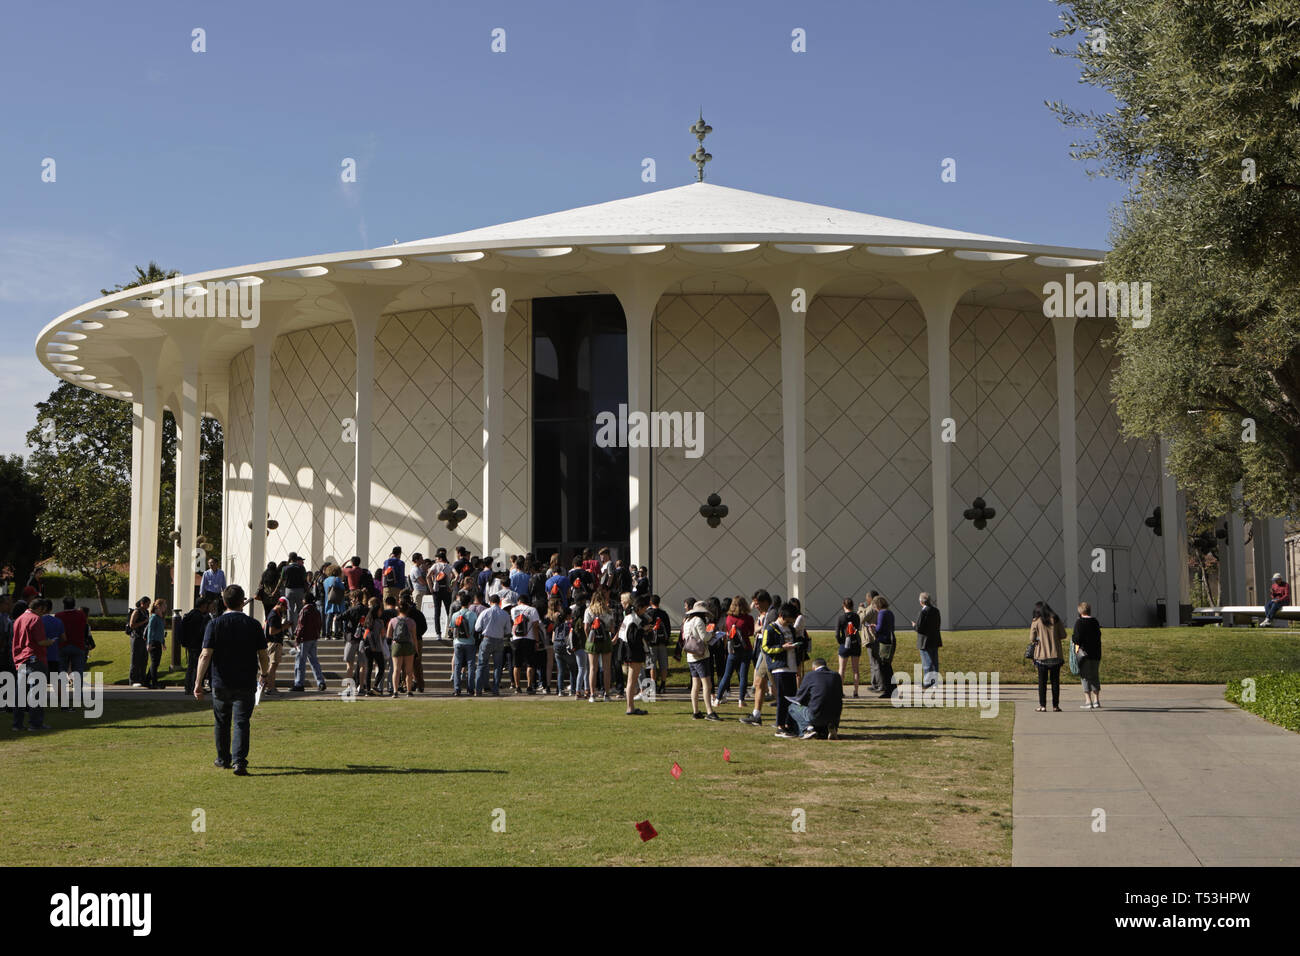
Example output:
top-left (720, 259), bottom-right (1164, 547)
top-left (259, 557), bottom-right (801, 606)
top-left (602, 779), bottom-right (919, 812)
top-left (0, 355), bottom-right (64, 459)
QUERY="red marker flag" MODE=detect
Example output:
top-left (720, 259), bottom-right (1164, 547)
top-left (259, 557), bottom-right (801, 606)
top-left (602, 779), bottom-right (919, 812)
top-left (723, 747), bottom-right (731, 762)
top-left (636, 820), bottom-right (658, 841)
top-left (670, 762), bottom-right (682, 779)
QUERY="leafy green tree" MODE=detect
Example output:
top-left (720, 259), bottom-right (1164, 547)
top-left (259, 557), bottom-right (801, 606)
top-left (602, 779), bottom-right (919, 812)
top-left (26, 383), bottom-right (132, 612)
top-left (0, 454), bottom-right (45, 591)
top-left (1050, 0), bottom-right (1300, 518)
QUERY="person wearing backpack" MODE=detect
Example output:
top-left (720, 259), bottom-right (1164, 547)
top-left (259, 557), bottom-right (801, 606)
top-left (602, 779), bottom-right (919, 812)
top-left (427, 549), bottom-right (454, 635)
top-left (584, 589), bottom-right (617, 703)
top-left (323, 564), bottom-right (347, 640)
top-left (858, 590), bottom-right (882, 693)
top-left (569, 586), bottom-right (591, 700)
top-left (356, 597), bottom-right (384, 696)
top-left (547, 597), bottom-right (575, 696)
top-left (340, 590), bottom-right (368, 695)
top-left (741, 590), bottom-right (777, 723)
top-left (256, 562), bottom-right (281, 618)
top-left (381, 547), bottom-right (406, 603)
top-left (647, 594), bottom-right (672, 697)
top-left (509, 594), bottom-right (544, 694)
top-left (449, 590), bottom-right (482, 696)
top-left (759, 602), bottom-right (801, 738)
top-left (681, 601), bottom-right (721, 720)
top-left (617, 595), bottom-right (654, 715)
top-left (386, 601), bottom-right (418, 698)
top-left (280, 553), bottom-right (309, 624)
top-left (835, 597), bottom-right (863, 698)
top-left (290, 594), bottom-right (327, 692)
top-left (713, 596), bottom-right (754, 708)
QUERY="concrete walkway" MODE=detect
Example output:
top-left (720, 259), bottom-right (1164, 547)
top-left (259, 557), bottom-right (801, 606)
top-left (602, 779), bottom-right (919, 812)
top-left (1011, 683), bottom-right (1300, 866)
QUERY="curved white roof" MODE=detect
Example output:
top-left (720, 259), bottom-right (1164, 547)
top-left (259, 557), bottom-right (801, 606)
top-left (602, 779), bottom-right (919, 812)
top-left (34, 180), bottom-right (1105, 420)
top-left (397, 182), bottom-right (1021, 248)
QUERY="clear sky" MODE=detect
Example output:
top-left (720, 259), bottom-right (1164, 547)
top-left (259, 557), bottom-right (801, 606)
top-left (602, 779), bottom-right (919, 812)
top-left (0, 0), bottom-right (1122, 457)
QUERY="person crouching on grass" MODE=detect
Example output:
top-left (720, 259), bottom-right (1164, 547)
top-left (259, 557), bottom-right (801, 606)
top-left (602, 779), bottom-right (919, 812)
top-left (680, 601), bottom-right (720, 721)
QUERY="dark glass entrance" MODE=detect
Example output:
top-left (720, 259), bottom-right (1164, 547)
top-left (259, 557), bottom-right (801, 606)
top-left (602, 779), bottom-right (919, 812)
top-left (532, 295), bottom-right (630, 567)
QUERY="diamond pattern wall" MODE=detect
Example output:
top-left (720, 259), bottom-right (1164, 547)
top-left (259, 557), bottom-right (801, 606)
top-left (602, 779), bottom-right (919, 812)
top-left (949, 305), bottom-right (1064, 628)
top-left (653, 294), bottom-right (786, 618)
top-left (804, 296), bottom-right (933, 625)
top-left (225, 349), bottom-right (254, 587)
top-left (1075, 318), bottom-right (1163, 625)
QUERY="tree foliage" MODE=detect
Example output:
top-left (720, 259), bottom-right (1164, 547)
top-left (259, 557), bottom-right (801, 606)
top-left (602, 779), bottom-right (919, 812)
top-left (1050, 0), bottom-right (1300, 517)
top-left (0, 454), bottom-right (45, 583)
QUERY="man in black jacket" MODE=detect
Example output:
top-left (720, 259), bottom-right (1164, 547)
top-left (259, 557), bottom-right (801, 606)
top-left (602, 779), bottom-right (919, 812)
top-left (914, 592), bottom-right (942, 689)
top-left (181, 594), bottom-right (215, 694)
top-left (789, 659), bottom-right (843, 739)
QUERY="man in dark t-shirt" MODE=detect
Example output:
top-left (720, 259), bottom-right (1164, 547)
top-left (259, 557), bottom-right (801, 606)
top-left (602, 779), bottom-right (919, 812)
top-left (195, 586), bottom-right (270, 775)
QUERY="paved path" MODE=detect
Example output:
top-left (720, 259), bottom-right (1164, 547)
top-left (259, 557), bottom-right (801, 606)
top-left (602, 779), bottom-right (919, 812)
top-left (1011, 684), bottom-right (1300, 866)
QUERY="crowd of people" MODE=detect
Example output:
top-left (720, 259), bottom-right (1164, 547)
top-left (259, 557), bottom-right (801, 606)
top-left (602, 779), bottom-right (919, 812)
top-left (1, 595), bottom-right (95, 731)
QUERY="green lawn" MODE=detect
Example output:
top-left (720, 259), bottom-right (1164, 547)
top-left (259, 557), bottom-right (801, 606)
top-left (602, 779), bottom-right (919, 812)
top-left (0, 695), bottom-right (1012, 866)
top-left (1226, 672), bottom-right (1300, 733)
top-left (82, 622), bottom-right (1300, 687)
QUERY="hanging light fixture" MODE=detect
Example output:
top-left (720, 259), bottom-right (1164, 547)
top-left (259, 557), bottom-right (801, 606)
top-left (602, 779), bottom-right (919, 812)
top-left (438, 498), bottom-right (467, 531)
top-left (699, 492), bottom-right (728, 528)
top-left (963, 497), bottom-right (995, 530)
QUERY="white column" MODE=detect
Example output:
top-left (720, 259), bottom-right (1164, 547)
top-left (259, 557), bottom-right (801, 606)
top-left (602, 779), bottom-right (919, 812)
top-left (172, 340), bottom-right (203, 613)
top-left (608, 274), bottom-right (667, 572)
top-left (1054, 316), bottom-right (1080, 618)
top-left (1158, 438), bottom-right (1183, 625)
top-left (479, 298), bottom-right (506, 568)
top-left (906, 276), bottom-right (969, 621)
top-left (137, 371), bottom-right (163, 603)
top-left (248, 328), bottom-right (274, 614)
top-left (776, 301), bottom-right (807, 602)
top-left (128, 398), bottom-right (144, 602)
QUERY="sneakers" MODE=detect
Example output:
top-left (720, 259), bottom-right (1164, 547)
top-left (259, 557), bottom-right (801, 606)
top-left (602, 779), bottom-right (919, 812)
top-left (626, 708), bottom-right (648, 716)
top-left (232, 765), bottom-right (249, 776)
top-left (774, 730), bottom-right (797, 738)
top-left (289, 685), bottom-right (305, 692)
top-left (1092, 702), bottom-right (1102, 709)
top-left (740, 714), bottom-right (762, 726)
top-left (692, 711), bottom-right (705, 719)
top-left (588, 695), bottom-right (597, 704)
top-left (705, 712), bottom-right (721, 722)
top-left (800, 726), bottom-right (819, 739)
top-left (317, 682), bottom-right (327, 692)
top-left (715, 691), bottom-right (727, 705)
top-left (539, 686), bottom-right (548, 695)
top-left (213, 759), bottom-right (231, 769)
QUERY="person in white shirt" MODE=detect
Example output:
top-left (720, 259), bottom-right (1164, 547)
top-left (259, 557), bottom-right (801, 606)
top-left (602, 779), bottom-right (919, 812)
top-left (680, 601), bottom-right (721, 720)
top-left (509, 599), bottom-right (543, 694)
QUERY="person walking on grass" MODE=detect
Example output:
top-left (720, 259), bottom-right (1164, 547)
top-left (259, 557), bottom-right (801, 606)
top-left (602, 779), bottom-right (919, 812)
top-left (1029, 601), bottom-right (1066, 712)
top-left (194, 586), bottom-right (270, 776)
top-left (1072, 601), bottom-right (1103, 709)
top-left (145, 599), bottom-right (168, 689)
top-left (584, 589), bottom-right (617, 703)
top-left (713, 595), bottom-right (753, 708)
top-left (835, 597), bottom-right (862, 697)
top-left (680, 601), bottom-right (721, 721)
top-left (741, 590), bottom-right (777, 725)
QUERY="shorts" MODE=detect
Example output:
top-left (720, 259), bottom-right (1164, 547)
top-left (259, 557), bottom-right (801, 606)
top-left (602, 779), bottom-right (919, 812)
top-left (837, 641), bottom-right (861, 658)
top-left (753, 653), bottom-right (770, 682)
top-left (511, 638), bottom-right (534, 668)
top-left (391, 642), bottom-right (415, 658)
top-left (1079, 657), bottom-right (1101, 692)
top-left (343, 640), bottom-right (359, 663)
top-left (588, 636), bottom-right (612, 656)
top-left (688, 659), bottom-right (710, 679)
top-left (652, 646), bottom-right (669, 672)
top-left (626, 642), bottom-right (647, 665)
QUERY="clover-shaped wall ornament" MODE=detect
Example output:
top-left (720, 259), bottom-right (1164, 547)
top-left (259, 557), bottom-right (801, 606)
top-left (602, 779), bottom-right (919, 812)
top-left (699, 492), bottom-right (728, 528)
top-left (963, 497), bottom-right (995, 531)
top-left (438, 498), bottom-right (467, 531)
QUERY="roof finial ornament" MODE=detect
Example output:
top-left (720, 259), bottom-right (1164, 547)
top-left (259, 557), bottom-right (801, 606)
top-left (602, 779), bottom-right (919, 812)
top-left (689, 109), bottom-right (712, 182)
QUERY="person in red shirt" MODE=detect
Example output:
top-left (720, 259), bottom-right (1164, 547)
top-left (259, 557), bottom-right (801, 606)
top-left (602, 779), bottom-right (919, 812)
top-left (1261, 573), bottom-right (1291, 627)
top-left (54, 597), bottom-right (88, 685)
top-left (11, 600), bottom-right (52, 731)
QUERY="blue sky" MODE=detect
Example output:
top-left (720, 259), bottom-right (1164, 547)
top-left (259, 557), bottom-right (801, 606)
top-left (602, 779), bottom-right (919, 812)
top-left (0, 0), bottom-right (1122, 456)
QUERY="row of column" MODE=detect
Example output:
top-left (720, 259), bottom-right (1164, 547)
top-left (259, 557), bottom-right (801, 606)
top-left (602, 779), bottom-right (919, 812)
top-left (129, 271), bottom-right (1207, 624)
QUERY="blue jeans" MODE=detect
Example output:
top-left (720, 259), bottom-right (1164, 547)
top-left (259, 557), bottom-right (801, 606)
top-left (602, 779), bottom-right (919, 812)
top-left (62, 647), bottom-right (86, 681)
top-left (554, 647), bottom-right (575, 692)
top-left (716, 652), bottom-right (749, 703)
top-left (284, 587), bottom-right (306, 625)
top-left (919, 647), bottom-right (939, 687)
top-left (788, 701), bottom-right (816, 736)
top-left (294, 640), bottom-right (325, 687)
top-left (212, 685), bottom-right (255, 768)
top-left (453, 642), bottom-right (476, 693)
top-left (476, 639), bottom-right (504, 694)
top-left (13, 661), bottom-right (46, 729)
top-left (1264, 599), bottom-right (1284, 622)
top-left (574, 648), bottom-right (589, 694)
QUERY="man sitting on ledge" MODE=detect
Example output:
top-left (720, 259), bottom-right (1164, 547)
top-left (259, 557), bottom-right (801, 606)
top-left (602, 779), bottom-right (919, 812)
top-left (788, 658), bottom-right (843, 740)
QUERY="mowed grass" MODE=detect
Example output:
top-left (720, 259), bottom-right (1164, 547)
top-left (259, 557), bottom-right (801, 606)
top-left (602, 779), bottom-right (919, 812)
top-left (0, 693), bottom-right (1012, 866)
top-left (83, 623), bottom-right (1300, 688)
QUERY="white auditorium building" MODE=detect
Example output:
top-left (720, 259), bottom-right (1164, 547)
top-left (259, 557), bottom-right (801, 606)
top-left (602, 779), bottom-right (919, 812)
top-left (40, 176), bottom-right (1281, 627)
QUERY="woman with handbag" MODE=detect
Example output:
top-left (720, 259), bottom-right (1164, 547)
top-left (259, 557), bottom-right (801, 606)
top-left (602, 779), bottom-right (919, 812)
top-left (1029, 601), bottom-right (1066, 712)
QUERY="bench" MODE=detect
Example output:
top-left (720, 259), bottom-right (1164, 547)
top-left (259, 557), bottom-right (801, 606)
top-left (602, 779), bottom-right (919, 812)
top-left (1190, 605), bottom-right (1300, 627)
